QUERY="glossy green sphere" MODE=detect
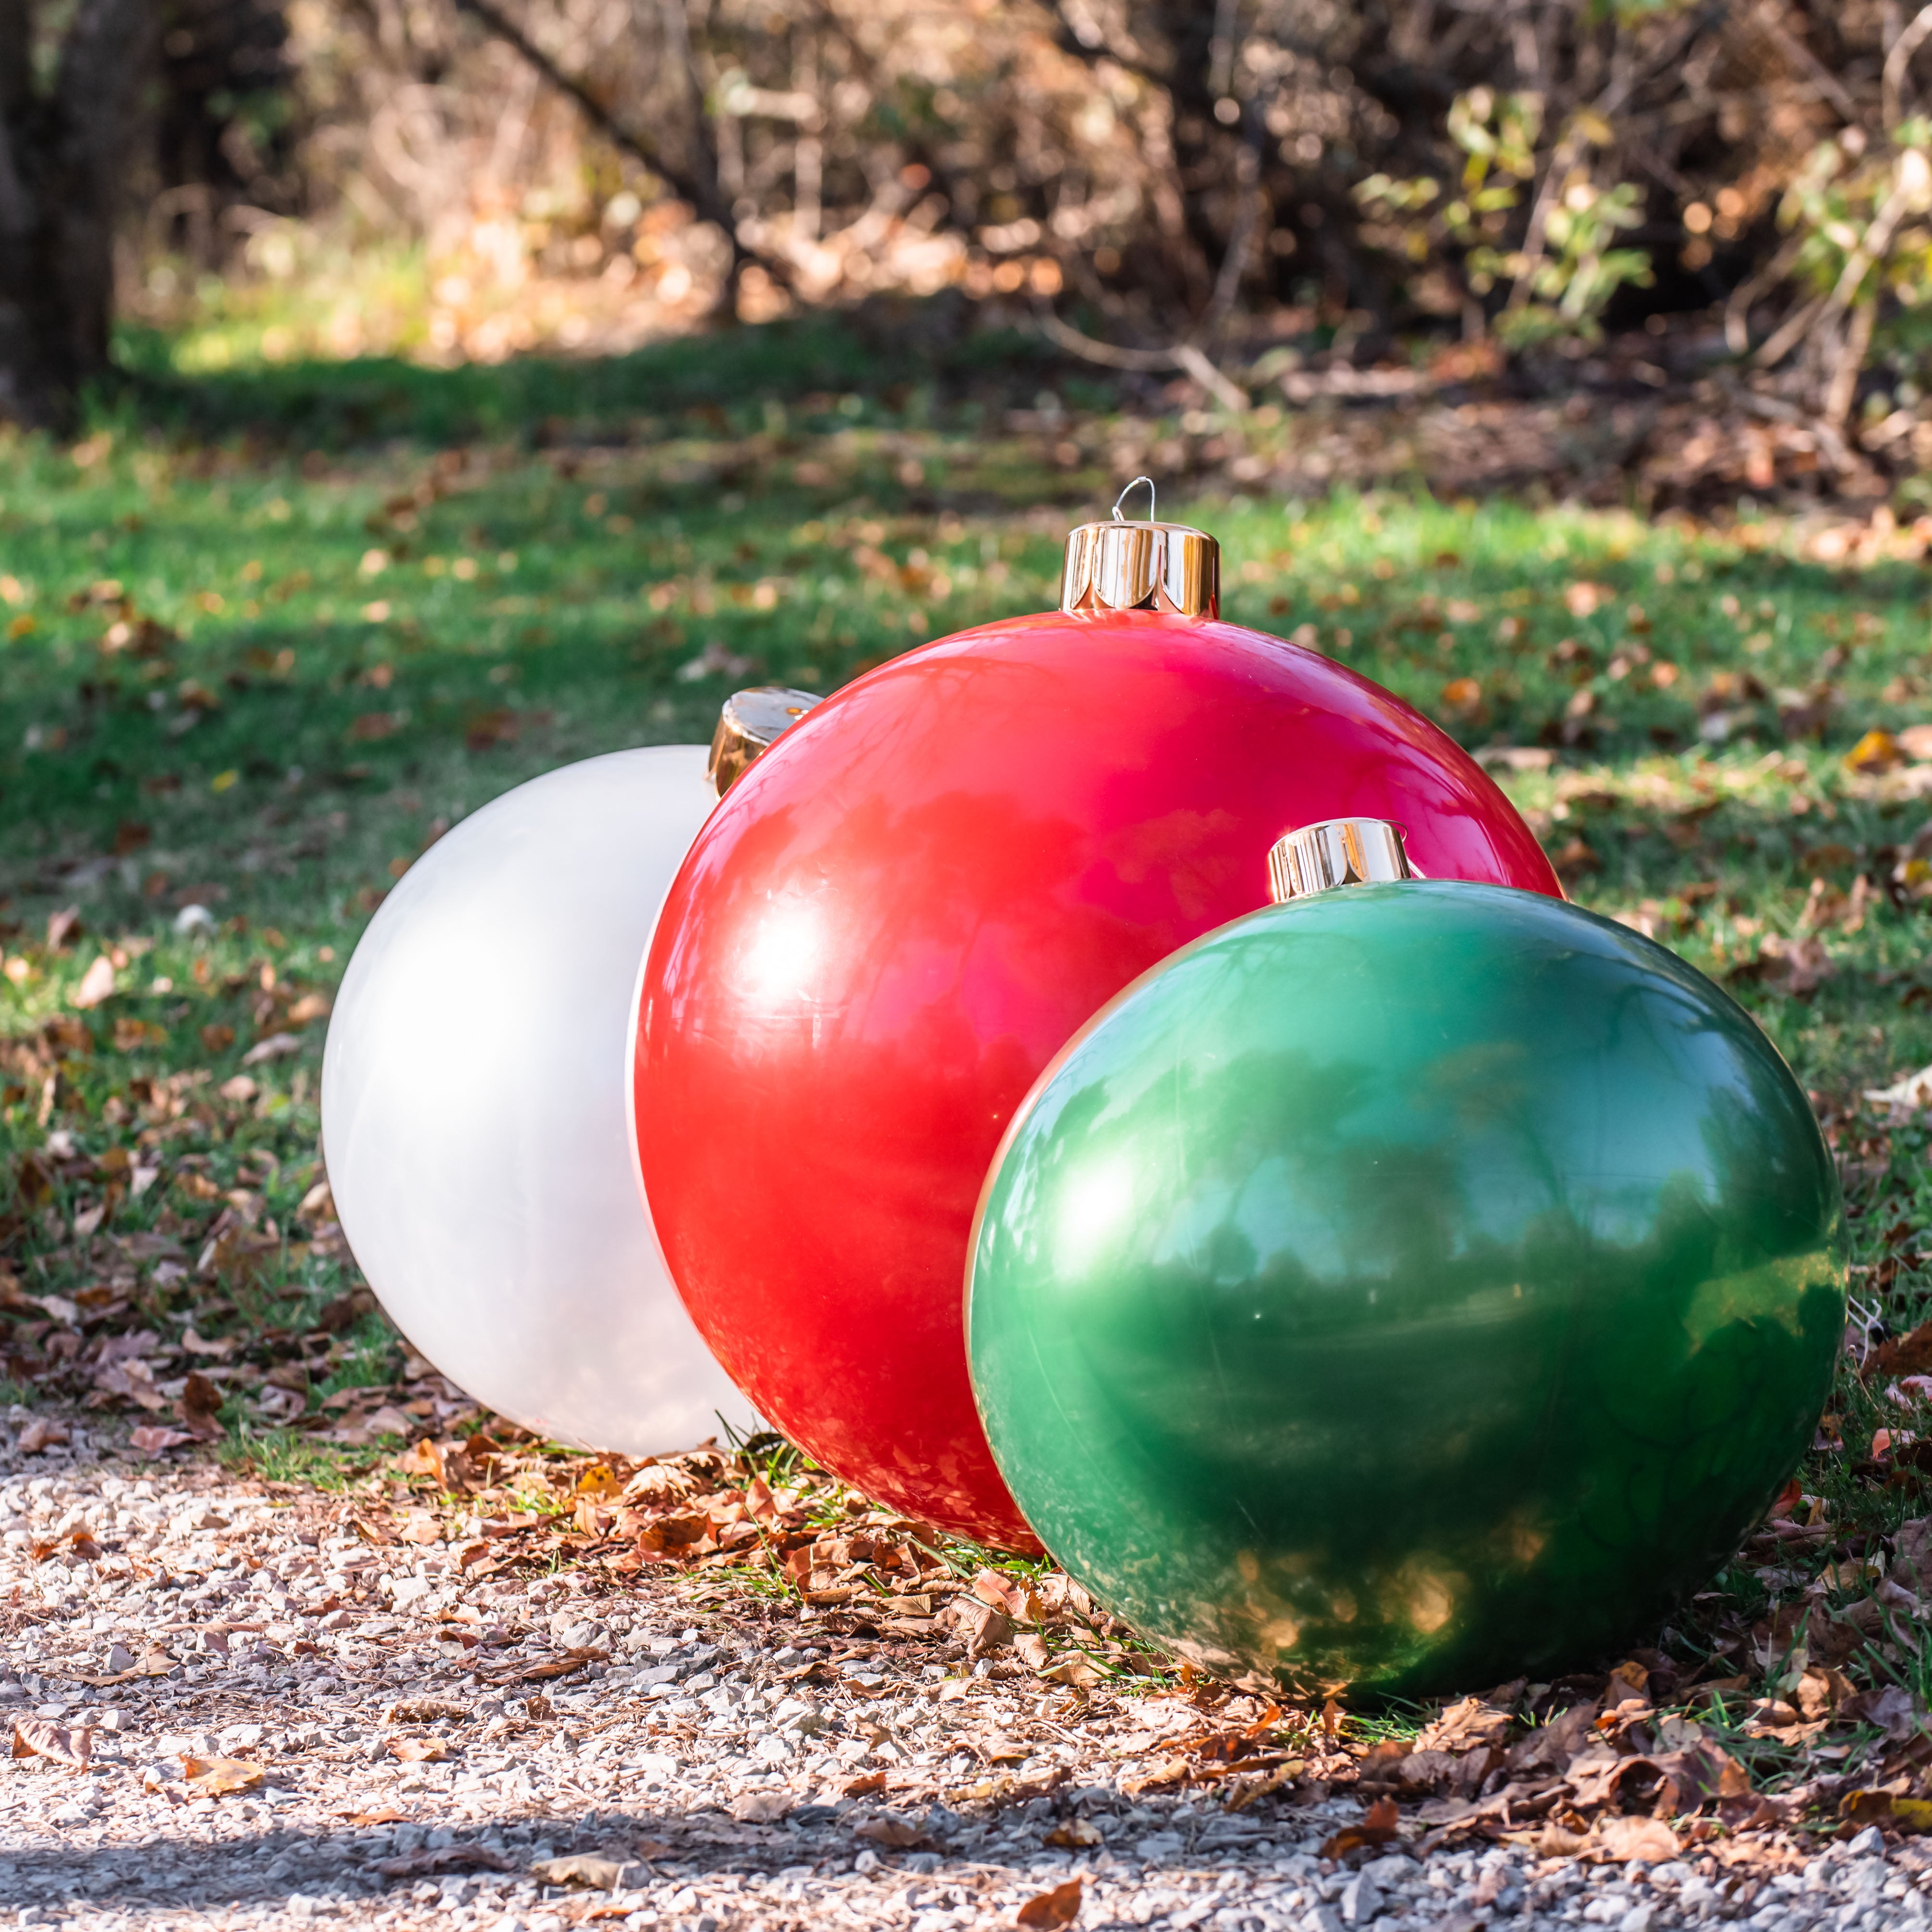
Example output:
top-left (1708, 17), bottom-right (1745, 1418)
top-left (966, 882), bottom-right (1845, 1699)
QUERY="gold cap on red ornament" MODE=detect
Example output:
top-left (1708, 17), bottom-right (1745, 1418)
top-left (709, 686), bottom-right (821, 796)
top-left (1061, 477), bottom-right (1219, 620)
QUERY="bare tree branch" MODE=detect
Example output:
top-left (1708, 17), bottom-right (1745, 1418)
top-left (1171, 342), bottom-right (1251, 413)
top-left (448, 0), bottom-right (787, 305)
top-left (1034, 308), bottom-right (1176, 371)
top-left (655, 0), bottom-right (728, 242)
top-left (1725, 230), bottom-right (1805, 353)
top-left (1198, 94), bottom-right (1267, 342)
top-left (1884, 2), bottom-right (1932, 127)
top-left (450, 0), bottom-right (709, 214)
top-left (1035, 309), bottom-right (1250, 412)
top-left (1752, 1), bottom-right (1861, 123)
top-left (1752, 292), bottom-right (1829, 370)
top-left (1824, 292), bottom-right (1878, 427)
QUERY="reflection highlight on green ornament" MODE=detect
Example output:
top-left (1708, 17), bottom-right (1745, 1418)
top-left (967, 882), bottom-right (1846, 1699)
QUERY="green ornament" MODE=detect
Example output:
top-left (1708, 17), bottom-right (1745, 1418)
top-left (966, 879), bottom-right (1845, 1699)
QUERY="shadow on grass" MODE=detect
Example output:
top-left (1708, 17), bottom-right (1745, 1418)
top-left (109, 297), bottom-right (1059, 450)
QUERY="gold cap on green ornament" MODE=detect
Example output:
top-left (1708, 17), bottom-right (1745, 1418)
top-left (1268, 818), bottom-right (1416, 903)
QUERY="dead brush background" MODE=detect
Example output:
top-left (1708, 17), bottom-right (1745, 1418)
top-left (104, 0), bottom-right (1932, 475)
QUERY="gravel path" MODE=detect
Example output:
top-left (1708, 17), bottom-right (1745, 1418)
top-left (2, 1424), bottom-right (1928, 1932)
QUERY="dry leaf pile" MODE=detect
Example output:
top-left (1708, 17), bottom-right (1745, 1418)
top-left (0, 994), bottom-right (484, 1456)
top-left (259, 1427), bottom-right (1932, 1869)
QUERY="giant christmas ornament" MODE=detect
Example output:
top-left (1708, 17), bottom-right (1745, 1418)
top-left (967, 822), bottom-right (1847, 1696)
top-left (322, 690), bottom-right (815, 1455)
top-left (633, 497), bottom-right (1564, 1546)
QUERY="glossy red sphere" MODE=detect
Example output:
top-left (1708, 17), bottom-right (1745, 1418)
top-left (634, 610), bottom-right (1561, 1547)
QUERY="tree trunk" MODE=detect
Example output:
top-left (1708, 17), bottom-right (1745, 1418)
top-left (0, 0), bottom-right (153, 430)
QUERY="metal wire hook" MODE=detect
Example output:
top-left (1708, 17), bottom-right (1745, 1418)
top-left (1112, 476), bottom-right (1157, 523)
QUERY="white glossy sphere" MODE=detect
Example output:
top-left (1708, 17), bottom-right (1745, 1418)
top-left (321, 746), bottom-right (758, 1453)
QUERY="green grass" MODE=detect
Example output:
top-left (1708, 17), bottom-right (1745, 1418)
top-left (5, 308), bottom-right (1932, 1725)
top-left (219, 1424), bottom-right (375, 1489)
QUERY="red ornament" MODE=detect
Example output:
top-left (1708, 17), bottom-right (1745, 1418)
top-left (635, 528), bottom-right (1559, 1549)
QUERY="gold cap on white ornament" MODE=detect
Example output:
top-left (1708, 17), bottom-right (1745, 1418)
top-left (1060, 477), bottom-right (1220, 620)
top-left (709, 686), bottom-right (822, 796)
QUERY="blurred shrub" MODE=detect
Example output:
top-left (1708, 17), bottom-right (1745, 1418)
top-left (114, 0), bottom-right (1932, 426)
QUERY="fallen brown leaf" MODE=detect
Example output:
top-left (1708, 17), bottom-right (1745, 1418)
top-left (177, 1372), bottom-right (224, 1440)
top-left (1017, 1878), bottom-right (1082, 1929)
top-left (388, 1736), bottom-right (447, 1763)
top-left (962, 1600), bottom-right (1013, 1657)
top-left (1223, 1760), bottom-right (1306, 1811)
top-left (242, 1032), bottom-right (302, 1067)
top-left (1735, 932), bottom-right (1835, 998)
top-left (1041, 1653), bottom-right (1106, 1690)
top-left (1794, 1666), bottom-right (1856, 1721)
top-left (1415, 1693), bottom-right (1516, 1754)
top-left (1592, 1815), bottom-right (1679, 1863)
top-left (530, 1854), bottom-right (629, 1889)
top-left (730, 1791), bottom-right (793, 1824)
top-left (1846, 729), bottom-right (1902, 773)
top-left (1605, 1659), bottom-right (1652, 1705)
top-left (1321, 1796), bottom-right (1400, 1859)
top-left (486, 1644), bottom-right (607, 1685)
top-left (180, 1754), bottom-right (264, 1794)
top-left (1866, 1321), bottom-right (1932, 1381)
top-left (1044, 1818), bottom-right (1103, 1847)
top-left (382, 1697), bottom-right (470, 1725)
top-left (853, 1815), bottom-right (929, 1848)
top-left (464, 707), bottom-right (520, 751)
top-left (16, 1418), bottom-right (69, 1454)
top-left (69, 1644), bottom-right (176, 1689)
top-left (842, 1770), bottom-right (886, 1797)
top-left (1841, 1787), bottom-right (1932, 1833)
top-left (399, 1510), bottom-right (445, 1546)
top-left (1843, 1684), bottom-right (1923, 1741)
top-left (129, 1425), bottom-right (194, 1455)
top-left (1120, 1756), bottom-right (1190, 1795)
top-left (1508, 1824), bottom-right (1593, 1858)
top-left (377, 1844), bottom-right (516, 1879)
top-left (1507, 1701), bottom-right (1600, 1774)
top-left (71, 955), bottom-right (116, 1009)
top-left (12, 1718), bottom-right (92, 1767)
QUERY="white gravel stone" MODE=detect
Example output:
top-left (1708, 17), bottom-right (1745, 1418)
top-left (0, 1439), bottom-right (1916, 1932)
